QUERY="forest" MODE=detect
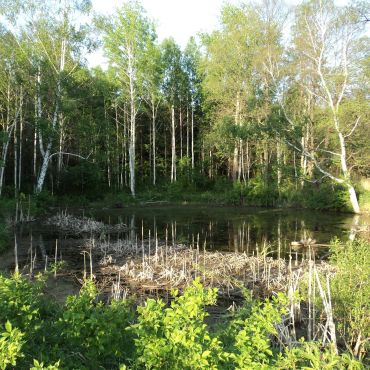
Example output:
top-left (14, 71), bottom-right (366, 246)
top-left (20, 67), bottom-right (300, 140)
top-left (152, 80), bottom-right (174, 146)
top-left (0, 0), bottom-right (368, 212)
top-left (0, 0), bottom-right (370, 369)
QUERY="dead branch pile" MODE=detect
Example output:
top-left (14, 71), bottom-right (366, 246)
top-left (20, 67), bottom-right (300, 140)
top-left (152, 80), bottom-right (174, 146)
top-left (97, 248), bottom-right (336, 299)
top-left (83, 237), bottom-right (187, 265)
top-left (45, 212), bottom-right (128, 235)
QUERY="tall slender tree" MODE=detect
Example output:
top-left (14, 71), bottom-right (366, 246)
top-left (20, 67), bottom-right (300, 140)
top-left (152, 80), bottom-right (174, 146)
top-left (100, 1), bottom-right (155, 196)
top-left (161, 38), bottom-right (184, 183)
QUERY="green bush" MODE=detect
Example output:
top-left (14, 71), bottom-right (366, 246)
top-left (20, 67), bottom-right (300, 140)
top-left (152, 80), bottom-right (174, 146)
top-left (0, 321), bottom-right (24, 370)
top-left (56, 280), bottom-right (134, 368)
top-left (0, 224), bottom-right (9, 253)
top-left (58, 162), bottom-right (106, 199)
top-left (0, 245), bottom-right (368, 370)
top-left (0, 273), bottom-right (46, 333)
top-left (131, 279), bottom-right (224, 369)
top-left (301, 183), bottom-right (350, 211)
top-left (330, 240), bottom-right (370, 359)
top-left (277, 341), bottom-right (364, 369)
top-left (30, 359), bottom-right (60, 370)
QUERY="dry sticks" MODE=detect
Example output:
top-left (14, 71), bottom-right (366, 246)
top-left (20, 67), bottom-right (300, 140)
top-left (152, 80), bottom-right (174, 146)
top-left (45, 212), bottom-right (128, 235)
top-left (95, 243), bottom-right (333, 301)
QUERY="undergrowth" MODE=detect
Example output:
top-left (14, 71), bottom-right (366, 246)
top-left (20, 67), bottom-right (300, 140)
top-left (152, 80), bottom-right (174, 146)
top-left (0, 239), bottom-right (368, 369)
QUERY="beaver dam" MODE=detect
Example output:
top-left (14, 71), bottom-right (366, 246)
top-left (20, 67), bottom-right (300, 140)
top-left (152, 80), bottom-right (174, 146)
top-left (80, 236), bottom-right (335, 301)
top-left (2, 207), bottom-right (367, 302)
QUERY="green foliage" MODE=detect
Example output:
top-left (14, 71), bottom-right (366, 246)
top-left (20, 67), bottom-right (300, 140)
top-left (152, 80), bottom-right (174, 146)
top-left (30, 359), bottom-right (60, 370)
top-left (232, 296), bottom-right (286, 369)
top-left (58, 162), bottom-right (106, 200)
top-left (0, 273), bottom-right (45, 332)
top-left (34, 191), bottom-right (56, 209)
top-left (0, 274), bottom-right (134, 369)
top-left (0, 222), bottom-right (9, 253)
top-left (0, 245), bottom-right (369, 370)
top-left (132, 279), bottom-right (224, 369)
top-left (301, 183), bottom-right (351, 211)
top-left (330, 239), bottom-right (370, 359)
top-left (56, 280), bottom-right (135, 368)
top-left (278, 341), bottom-right (364, 369)
top-left (0, 321), bottom-right (24, 370)
top-left (219, 293), bottom-right (287, 369)
top-left (0, 199), bottom-right (13, 253)
top-left (358, 189), bottom-right (370, 213)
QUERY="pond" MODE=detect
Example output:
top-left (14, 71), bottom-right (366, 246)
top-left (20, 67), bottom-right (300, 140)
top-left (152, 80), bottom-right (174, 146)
top-left (0, 206), bottom-right (366, 278)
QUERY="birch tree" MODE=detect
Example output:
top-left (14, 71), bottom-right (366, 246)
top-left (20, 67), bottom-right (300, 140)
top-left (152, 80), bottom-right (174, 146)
top-left (0, 0), bottom-right (92, 193)
top-left (183, 37), bottom-right (201, 171)
top-left (100, 1), bottom-right (155, 196)
top-left (161, 38), bottom-right (184, 183)
top-left (201, 4), bottom-right (262, 181)
top-left (286, 0), bottom-right (368, 213)
top-left (142, 41), bottom-right (163, 186)
top-left (0, 31), bottom-right (17, 196)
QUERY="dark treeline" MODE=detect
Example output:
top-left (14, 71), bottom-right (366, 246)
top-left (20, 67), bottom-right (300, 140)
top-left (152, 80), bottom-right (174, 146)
top-left (0, 0), bottom-right (369, 212)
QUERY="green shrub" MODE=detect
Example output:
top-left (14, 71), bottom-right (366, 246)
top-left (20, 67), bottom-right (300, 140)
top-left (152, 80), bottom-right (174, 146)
top-left (0, 273), bottom-right (46, 333)
top-left (301, 183), bottom-right (350, 211)
top-left (131, 279), bottom-right (224, 369)
top-left (0, 321), bottom-right (24, 370)
top-left (0, 224), bottom-right (9, 253)
top-left (30, 359), bottom-right (60, 370)
top-left (358, 190), bottom-right (370, 212)
top-left (219, 293), bottom-right (287, 369)
top-left (56, 280), bottom-right (134, 368)
top-left (58, 162), bottom-right (106, 198)
top-left (0, 246), bottom-right (368, 370)
top-left (330, 239), bottom-right (370, 359)
top-left (278, 341), bottom-right (364, 369)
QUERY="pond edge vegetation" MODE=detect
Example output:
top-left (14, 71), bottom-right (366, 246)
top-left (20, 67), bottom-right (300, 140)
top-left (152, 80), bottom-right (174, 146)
top-left (0, 238), bottom-right (369, 369)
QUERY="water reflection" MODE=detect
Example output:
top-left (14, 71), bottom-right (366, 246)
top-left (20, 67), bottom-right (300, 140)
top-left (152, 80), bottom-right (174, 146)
top-left (0, 206), bottom-right (367, 275)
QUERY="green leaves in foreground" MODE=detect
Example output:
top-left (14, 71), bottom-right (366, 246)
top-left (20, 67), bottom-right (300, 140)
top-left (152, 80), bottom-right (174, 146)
top-left (132, 279), bottom-right (224, 369)
top-left (0, 246), bottom-right (368, 370)
top-left (0, 321), bottom-right (24, 370)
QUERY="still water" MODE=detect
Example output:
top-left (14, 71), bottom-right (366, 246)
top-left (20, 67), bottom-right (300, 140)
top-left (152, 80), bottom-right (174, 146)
top-left (0, 206), bottom-right (366, 277)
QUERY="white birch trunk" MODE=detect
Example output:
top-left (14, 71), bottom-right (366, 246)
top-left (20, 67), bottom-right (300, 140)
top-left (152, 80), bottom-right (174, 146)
top-left (13, 96), bottom-right (18, 196)
top-left (0, 78), bottom-right (13, 196)
top-left (191, 106), bottom-right (194, 169)
top-left (171, 105), bottom-right (176, 182)
top-left (179, 101), bottom-right (183, 159)
top-left (152, 99), bottom-right (156, 186)
top-left (128, 49), bottom-right (136, 197)
top-left (18, 87), bottom-right (23, 192)
top-left (36, 38), bottom-right (65, 194)
top-left (277, 138), bottom-right (281, 189)
top-left (186, 105), bottom-right (189, 158)
top-left (0, 124), bottom-right (14, 197)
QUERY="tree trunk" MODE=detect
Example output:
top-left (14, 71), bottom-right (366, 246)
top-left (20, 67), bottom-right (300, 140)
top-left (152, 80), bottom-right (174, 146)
top-left (186, 105), bottom-right (189, 158)
top-left (232, 144), bottom-right (238, 181)
top-left (171, 104), bottom-right (176, 182)
top-left (129, 103), bottom-right (136, 197)
top-left (233, 92), bottom-right (241, 181)
top-left (179, 101), bottom-right (183, 159)
top-left (277, 138), bottom-right (281, 189)
top-left (57, 113), bottom-right (64, 187)
top-left (36, 37), bottom-right (66, 194)
top-left (0, 71), bottom-right (13, 196)
top-left (13, 93), bottom-right (18, 197)
top-left (128, 50), bottom-right (136, 197)
top-left (191, 106), bottom-right (194, 169)
top-left (152, 100), bottom-right (156, 186)
top-left (0, 124), bottom-right (14, 197)
top-left (123, 103), bottom-right (128, 187)
top-left (337, 131), bottom-right (360, 213)
top-left (18, 87), bottom-right (24, 193)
